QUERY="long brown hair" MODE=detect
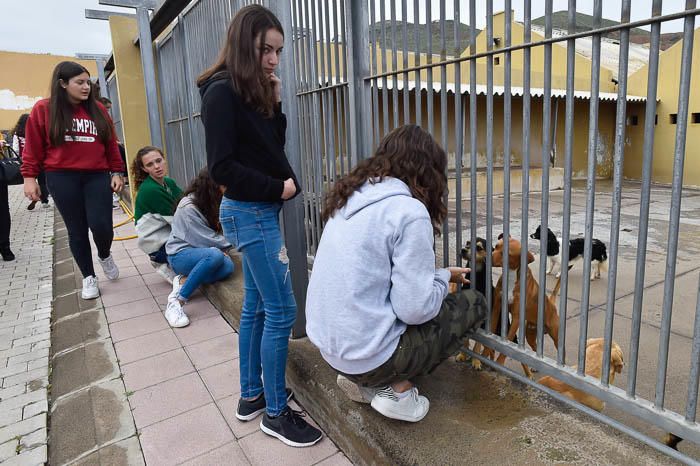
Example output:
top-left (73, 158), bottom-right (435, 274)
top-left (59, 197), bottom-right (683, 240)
top-left (322, 125), bottom-right (448, 235)
top-left (183, 168), bottom-right (224, 232)
top-left (130, 146), bottom-right (164, 190)
top-left (196, 5), bottom-right (283, 117)
top-left (49, 61), bottom-right (112, 147)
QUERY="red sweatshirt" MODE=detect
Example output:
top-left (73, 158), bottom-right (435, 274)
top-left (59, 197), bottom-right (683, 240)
top-left (21, 99), bottom-right (125, 178)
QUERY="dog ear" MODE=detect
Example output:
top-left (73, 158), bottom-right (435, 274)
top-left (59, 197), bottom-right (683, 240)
top-left (527, 251), bottom-right (535, 264)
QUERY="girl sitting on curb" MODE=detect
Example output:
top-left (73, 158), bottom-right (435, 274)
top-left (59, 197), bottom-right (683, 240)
top-left (165, 169), bottom-right (234, 328)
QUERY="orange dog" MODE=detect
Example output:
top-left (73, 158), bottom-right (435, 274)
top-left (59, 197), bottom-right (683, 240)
top-left (539, 338), bottom-right (624, 411)
top-left (473, 237), bottom-right (560, 378)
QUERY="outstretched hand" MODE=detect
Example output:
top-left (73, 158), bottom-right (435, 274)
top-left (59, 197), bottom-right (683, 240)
top-left (447, 266), bottom-right (471, 286)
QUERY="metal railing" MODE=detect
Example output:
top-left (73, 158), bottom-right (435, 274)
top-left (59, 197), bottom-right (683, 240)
top-left (150, 0), bottom-right (700, 462)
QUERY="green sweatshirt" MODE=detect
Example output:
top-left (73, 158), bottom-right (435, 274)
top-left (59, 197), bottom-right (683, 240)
top-left (134, 176), bottom-right (183, 223)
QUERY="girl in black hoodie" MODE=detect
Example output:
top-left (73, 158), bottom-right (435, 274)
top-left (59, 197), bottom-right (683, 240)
top-left (197, 5), bottom-right (320, 448)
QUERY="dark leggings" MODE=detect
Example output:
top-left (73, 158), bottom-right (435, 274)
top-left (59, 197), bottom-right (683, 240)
top-left (0, 181), bottom-right (9, 250)
top-left (46, 171), bottom-right (113, 278)
top-left (37, 172), bottom-right (49, 203)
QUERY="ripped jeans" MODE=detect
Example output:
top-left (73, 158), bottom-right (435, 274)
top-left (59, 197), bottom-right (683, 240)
top-left (220, 199), bottom-right (296, 416)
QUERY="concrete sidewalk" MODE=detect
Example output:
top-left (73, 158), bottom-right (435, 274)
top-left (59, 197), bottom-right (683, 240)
top-left (45, 195), bottom-right (349, 465)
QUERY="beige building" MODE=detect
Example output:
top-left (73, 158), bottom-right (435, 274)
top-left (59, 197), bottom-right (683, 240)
top-left (0, 50), bottom-right (97, 131)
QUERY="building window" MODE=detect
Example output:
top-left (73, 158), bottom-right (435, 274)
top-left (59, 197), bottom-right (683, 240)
top-left (494, 56), bottom-right (500, 65)
top-left (670, 113), bottom-right (678, 124)
top-left (629, 115), bottom-right (639, 126)
top-left (494, 37), bottom-right (501, 47)
top-left (693, 113), bottom-right (700, 124)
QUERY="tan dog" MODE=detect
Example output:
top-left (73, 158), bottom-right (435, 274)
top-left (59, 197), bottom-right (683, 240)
top-left (539, 338), bottom-right (624, 411)
top-left (473, 237), bottom-right (560, 378)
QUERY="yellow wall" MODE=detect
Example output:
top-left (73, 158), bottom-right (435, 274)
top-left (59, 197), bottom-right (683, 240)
top-left (625, 27), bottom-right (700, 187)
top-left (109, 16), bottom-right (152, 202)
top-left (0, 50), bottom-right (96, 131)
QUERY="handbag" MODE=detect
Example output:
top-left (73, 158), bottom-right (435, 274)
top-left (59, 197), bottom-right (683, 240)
top-left (0, 146), bottom-right (23, 185)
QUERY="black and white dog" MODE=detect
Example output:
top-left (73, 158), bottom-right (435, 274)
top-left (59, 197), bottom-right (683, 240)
top-left (530, 226), bottom-right (608, 280)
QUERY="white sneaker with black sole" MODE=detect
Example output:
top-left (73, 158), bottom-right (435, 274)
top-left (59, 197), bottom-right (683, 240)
top-left (336, 374), bottom-right (379, 404)
top-left (81, 276), bottom-right (100, 300)
top-left (260, 407), bottom-right (323, 448)
top-left (98, 254), bottom-right (120, 280)
top-left (370, 386), bottom-right (429, 422)
top-left (164, 300), bottom-right (189, 328)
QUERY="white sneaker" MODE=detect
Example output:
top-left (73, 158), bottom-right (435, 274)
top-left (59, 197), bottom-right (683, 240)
top-left (98, 254), bottom-right (120, 280)
top-left (151, 261), bottom-right (175, 284)
top-left (165, 300), bottom-right (189, 328)
top-left (168, 275), bottom-right (184, 304)
top-left (41, 202), bottom-right (50, 209)
top-left (81, 276), bottom-right (100, 300)
top-left (112, 192), bottom-right (120, 208)
top-left (336, 374), bottom-right (378, 404)
top-left (370, 386), bottom-right (430, 422)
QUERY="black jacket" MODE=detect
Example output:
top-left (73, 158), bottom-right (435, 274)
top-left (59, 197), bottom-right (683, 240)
top-left (199, 75), bottom-right (301, 202)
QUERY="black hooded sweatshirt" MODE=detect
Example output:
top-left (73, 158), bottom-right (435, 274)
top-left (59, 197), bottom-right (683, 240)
top-left (199, 74), bottom-right (301, 202)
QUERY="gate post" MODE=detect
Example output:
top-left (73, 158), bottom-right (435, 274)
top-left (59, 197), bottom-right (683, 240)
top-left (345, 0), bottom-right (372, 163)
top-left (269, 0), bottom-right (310, 338)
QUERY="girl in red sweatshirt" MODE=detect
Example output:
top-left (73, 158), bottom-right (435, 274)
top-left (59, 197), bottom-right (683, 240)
top-left (22, 61), bottom-right (125, 300)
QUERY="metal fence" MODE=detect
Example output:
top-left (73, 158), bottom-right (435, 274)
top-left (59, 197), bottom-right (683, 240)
top-left (151, 0), bottom-right (700, 462)
top-left (107, 74), bottom-right (124, 143)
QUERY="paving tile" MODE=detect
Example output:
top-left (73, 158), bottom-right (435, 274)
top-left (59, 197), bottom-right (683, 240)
top-left (122, 349), bottom-right (194, 391)
top-left (129, 373), bottom-right (212, 428)
top-left (141, 272), bottom-right (164, 285)
top-left (114, 328), bottom-right (180, 365)
top-left (109, 312), bottom-right (169, 342)
top-left (181, 297), bottom-right (219, 322)
top-left (139, 403), bottom-right (234, 466)
top-left (96, 265), bottom-right (140, 281)
top-left (147, 281), bottom-right (173, 297)
top-left (173, 315), bottom-right (233, 347)
top-left (100, 286), bottom-right (151, 308)
top-left (199, 360), bottom-right (240, 400)
top-left (104, 297), bottom-right (160, 323)
top-left (184, 333), bottom-right (239, 370)
top-left (238, 429), bottom-right (337, 466)
top-left (216, 395), bottom-right (260, 439)
top-left (315, 452), bottom-right (353, 466)
top-left (180, 441), bottom-right (250, 466)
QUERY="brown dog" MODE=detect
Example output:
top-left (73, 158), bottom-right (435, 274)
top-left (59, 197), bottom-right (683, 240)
top-left (539, 338), bottom-right (624, 411)
top-left (473, 237), bottom-right (560, 378)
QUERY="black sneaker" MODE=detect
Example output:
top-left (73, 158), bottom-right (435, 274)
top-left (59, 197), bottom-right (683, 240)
top-left (1, 248), bottom-right (15, 261)
top-left (260, 407), bottom-right (323, 447)
top-left (236, 388), bottom-right (293, 421)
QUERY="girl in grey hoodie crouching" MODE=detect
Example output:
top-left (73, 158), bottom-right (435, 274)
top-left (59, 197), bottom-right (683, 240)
top-left (306, 126), bottom-right (487, 423)
top-left (164, 169), bottom-right (234, 328)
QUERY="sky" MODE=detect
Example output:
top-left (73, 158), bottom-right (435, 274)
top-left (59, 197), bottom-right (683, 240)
top-left (0, 0), bottom-right (691, 57)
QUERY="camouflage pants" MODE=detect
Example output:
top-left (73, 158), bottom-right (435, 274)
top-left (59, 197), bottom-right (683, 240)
top-left (342, 289), bottom-right (487, 388)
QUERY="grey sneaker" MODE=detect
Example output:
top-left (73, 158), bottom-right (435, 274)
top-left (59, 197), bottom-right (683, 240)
top-left (336, 374), bottom-right (378, 404)
top-left (98, 254), bottom-right (119, 280)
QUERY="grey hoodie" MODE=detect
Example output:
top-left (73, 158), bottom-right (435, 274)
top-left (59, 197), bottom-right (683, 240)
top-left (165, 195), bottom-right (231, 255)
top-left (305, 177), bottom-right (451, 375)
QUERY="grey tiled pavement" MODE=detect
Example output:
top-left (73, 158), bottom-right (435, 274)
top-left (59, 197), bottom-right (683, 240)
top-left (0, 185), bottom-right (52, 465)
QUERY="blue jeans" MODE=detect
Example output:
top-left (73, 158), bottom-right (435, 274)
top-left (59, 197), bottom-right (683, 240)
top-left (220, 199), bottom-right (296, 416)
top-left (168, 247), bottom-right (234, 301)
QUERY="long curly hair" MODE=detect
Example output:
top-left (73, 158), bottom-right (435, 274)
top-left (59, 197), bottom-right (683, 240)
top-left (130, 146), bottom-right (164, 191)
top-left (183, 168), bottom-right (224, 232)
top-left (322, 125), bottom-right (448, 235)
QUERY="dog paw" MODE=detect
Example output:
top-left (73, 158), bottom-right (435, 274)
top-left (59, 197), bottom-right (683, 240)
top-left (455, 352), bottom-right (469, 362)
top-left (471, 359), bottom-right (483, 370)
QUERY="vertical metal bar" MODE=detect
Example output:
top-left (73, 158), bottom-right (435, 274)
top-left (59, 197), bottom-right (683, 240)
top-left (380, 0), bottom-right (389, 134)
top-left (558, 0), bottom-right (577, 366)
top-left (577, 0), bottom-right (603, 375)
top-left (686, 275), bottom-right (700, 421)
top-left (269, 0), bottom-right (310, 338)
top-left (454, 0), bottom-right (463, 267)
top-left (136, 6), bottom-right (163, 148)
top-left (402, 0), bottom-right (409, 125)
top-left (655, 0), bottom-right (696, 409)
top-left (413, 0), bottom-right (421, 126)
top-left (501, 1), bottom-right (512, 339)
top-left (96, 59), bottom-right (108, 99)
top-left (518, 0), bottom-right (531, 349)
top-left (536, 0), bottom-right (553, 358)
top-left (601, 0), bottom-right (631, 386)
top-left (440, 0), bottom-right (449, 267)
top-left (332, 0), bottom-right (344, 178)
top-left (339, 0), bottom-right (348, 83)
top-left (468, 0), bottom-right (477, 294)
top-left (390, 0), bottom-right (399, 129)
top-left (369, 0), bottom-right (380, 148)
top-left (347, 0), bottom-right (372, 164)
top-left (425, 0), bottom-right (433, 135)
top-left (308, 0), bottom-right (324, 250)
top-left (322, 1), bottom-right (337, 186)
top-left (485, 0), bottom-right (494, 326)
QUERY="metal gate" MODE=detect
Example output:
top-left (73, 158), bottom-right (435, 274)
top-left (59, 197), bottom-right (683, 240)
top-left (151, 0), bottom-right (700, 462)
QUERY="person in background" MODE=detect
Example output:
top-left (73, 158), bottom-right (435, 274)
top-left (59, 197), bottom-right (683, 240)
top-left (164, 169), bottom-right (234, 328)
top-left (0, 135), bottom-right (13, 261)
top-left (11, 114), bottom-right (49, 210)
top-left (132, 146), bottom-right (182, 283)
top-left (198, 4), bottom-right (321, 448)
top-left (22, 61), bottom-right (124, 299)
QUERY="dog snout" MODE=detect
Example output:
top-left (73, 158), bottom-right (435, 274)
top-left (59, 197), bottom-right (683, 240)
top-left (461, 247), bottom-right (470, 260)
